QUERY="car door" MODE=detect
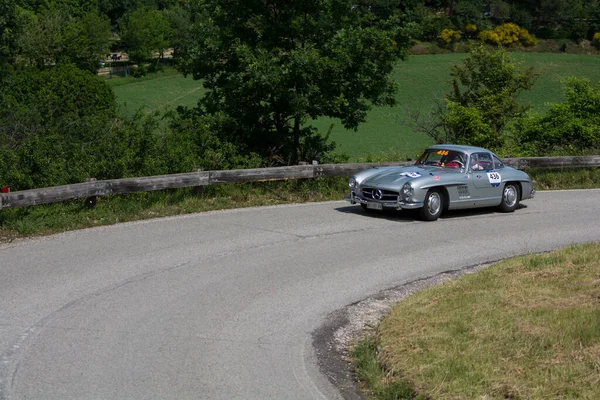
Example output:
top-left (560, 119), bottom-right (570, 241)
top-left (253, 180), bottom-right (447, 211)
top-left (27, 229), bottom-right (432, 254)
top-left (469, 152), bottom-right (502, 205)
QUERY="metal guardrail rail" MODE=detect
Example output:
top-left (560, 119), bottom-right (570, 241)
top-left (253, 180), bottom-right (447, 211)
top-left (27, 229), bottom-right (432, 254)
top-left (1, 156), bottom-right (599, 209)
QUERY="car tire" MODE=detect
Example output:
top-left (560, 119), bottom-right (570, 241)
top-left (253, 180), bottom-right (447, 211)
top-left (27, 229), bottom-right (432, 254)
top-left (420, 189), bottom-right (443, 221)
top-left (498, 183), bottom-right (520, 212)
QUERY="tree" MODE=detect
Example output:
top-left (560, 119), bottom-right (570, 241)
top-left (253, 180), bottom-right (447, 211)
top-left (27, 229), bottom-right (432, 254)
top-left (0, 0), bottom-right (24, 75)
top-left (63, 12), bottom-right (113, 72)
top-left (18, 7), bottom-right (112, 72)
top-left (18, 7), bottom-right (64, 69)
top-left (410, 45), bottom-right (537, 149)
top-left (120, 7), bottom-right (173, 66)
top-left (0, 64), bottom-right (118, 189)
top-left (176, 0), bottom-right (416, 165)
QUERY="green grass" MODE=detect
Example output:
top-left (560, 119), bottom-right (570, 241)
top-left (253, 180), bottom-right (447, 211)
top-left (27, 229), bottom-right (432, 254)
top-left (355, 242), bottom-right (600, 399)
top-left (107, 67), bottom-right (206, 115)
top-left (0, 178), bottom-right (348, 243)
top-left (315, 52), bottom-right (600, 159)
top-left (107, 54), bottom-right (600, 160)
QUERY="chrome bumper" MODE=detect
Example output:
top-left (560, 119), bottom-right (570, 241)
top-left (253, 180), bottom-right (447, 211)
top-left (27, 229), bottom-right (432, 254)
top-left (346, 192), bottom-right (423, 210)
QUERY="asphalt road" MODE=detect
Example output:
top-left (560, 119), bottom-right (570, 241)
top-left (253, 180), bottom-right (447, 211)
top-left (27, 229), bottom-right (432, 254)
top-left (1, 189), bottom-right (599, 400)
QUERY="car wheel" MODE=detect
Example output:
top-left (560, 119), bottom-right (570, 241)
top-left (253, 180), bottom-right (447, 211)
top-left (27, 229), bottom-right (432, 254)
top-left (498, 183), bottom-right (520, 212)
top-left (420, 189), bottom-right (443, 221)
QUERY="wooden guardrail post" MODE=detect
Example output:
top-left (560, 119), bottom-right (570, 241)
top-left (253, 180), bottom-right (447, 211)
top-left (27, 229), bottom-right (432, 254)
top-left (84, 178), bottom-right (97, 208)
top-left (193, 169), bottom-right (205, 197)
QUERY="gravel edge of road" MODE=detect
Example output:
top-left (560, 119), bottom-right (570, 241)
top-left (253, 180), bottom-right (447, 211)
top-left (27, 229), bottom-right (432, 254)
top-left (312, 262), bottom-right (493, 400)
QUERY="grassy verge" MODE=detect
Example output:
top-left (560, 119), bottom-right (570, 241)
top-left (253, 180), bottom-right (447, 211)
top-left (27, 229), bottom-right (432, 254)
top-left (354, 242), bottom-right (600, 399)
top-left (0, 178), bottom-right (348, 243)
top-left (527, 167), bottom-right (600, 190)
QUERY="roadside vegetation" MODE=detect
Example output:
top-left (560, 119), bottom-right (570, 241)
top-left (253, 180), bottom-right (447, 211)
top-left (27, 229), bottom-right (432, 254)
top-left (1, 167), bottom-right (599, 243)
top-left (353, 242), bottom-right (600, 399)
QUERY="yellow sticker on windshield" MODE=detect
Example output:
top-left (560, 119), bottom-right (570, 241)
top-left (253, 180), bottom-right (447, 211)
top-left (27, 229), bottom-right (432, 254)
top-left (437, 150), bottom-right (449, 156)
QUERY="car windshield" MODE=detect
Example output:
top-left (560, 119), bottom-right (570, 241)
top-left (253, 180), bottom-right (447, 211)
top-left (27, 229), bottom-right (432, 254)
top-left (415, 149), bottom-right (468, 169)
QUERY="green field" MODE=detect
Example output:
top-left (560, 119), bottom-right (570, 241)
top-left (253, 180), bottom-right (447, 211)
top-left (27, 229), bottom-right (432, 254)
top-left (108, 53), bottom-right (600, 160)
top-left (107, 68), bottom-right (206, 115)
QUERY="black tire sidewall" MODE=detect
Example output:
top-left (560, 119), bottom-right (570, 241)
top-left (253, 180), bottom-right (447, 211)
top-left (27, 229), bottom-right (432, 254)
top-left (420, 189), bottom-right (443, 221)
top-left (499, 183), bottom-right (520, 212)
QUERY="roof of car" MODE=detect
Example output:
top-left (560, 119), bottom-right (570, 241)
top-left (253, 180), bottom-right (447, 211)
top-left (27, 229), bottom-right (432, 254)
top-left (427, 144), bottom-right (491, 155)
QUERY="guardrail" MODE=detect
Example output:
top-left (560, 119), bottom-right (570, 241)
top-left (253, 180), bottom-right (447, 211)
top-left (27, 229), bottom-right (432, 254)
top-left (1, 156), bottom-right (599, 210)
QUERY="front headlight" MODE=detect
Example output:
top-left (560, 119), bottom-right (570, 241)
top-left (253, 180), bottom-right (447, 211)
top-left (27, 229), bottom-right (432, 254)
top-left (348, 177), bottom-right (357, 188)
top-left (402, 182), bottom-right (413, 201)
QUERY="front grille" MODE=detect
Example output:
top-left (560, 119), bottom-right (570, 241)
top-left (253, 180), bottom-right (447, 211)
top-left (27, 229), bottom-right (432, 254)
top-left (361, 187), bottom-right (400, 201)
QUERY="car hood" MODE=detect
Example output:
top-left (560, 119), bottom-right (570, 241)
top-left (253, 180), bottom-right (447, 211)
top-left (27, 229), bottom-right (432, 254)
top-left (360, 165), bottom-right (452, 188)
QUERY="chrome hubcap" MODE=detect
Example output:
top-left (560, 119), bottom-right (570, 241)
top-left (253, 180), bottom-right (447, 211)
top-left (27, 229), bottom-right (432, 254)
top-left (504, 186), bottom-right (517, 207)
top-left (427, 192), bottom-right (441, 215)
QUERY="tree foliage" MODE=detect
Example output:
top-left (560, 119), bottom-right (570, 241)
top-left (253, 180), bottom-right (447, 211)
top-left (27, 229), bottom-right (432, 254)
top-left (0, 0), bottom-right (24, 74)
top-left (0, 64), bottom-right (119, 189)
top-left (410, 46), bottom-right (537, 149)
top-left (511, 77), bottom-right (600, 155)
top-left (18, 6), bottom-right (112, 72)
top-left (177, 0), bottom-right (416, 164)
top-left (120, 7), bottom-right (173, 65)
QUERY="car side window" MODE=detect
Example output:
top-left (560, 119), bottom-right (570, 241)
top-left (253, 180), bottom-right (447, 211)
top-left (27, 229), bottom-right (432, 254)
top-left (470, 153), bottom-right (493, 171)
top-left (493, 155), bottom-right (505, 169)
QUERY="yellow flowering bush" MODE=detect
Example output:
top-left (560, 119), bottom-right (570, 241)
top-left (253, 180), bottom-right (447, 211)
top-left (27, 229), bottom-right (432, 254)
top-left (465, 24), bottom-right (477, 33)
top-left (438, 29), bottom-right (462, 45)
top-left (478, 23), bottom-right (537, 47)
top-left (593, 32), bottom-right (600, 45)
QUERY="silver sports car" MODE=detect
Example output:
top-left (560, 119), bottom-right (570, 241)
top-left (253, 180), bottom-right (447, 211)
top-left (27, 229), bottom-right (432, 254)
top-left (347, 144), bottom-right (535, 221)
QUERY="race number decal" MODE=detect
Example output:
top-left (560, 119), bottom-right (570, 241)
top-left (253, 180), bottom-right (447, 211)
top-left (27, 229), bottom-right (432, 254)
top-left (400, 172), bottom-right (421, 178)
top-left (487, 172), bottom-right (501, 187)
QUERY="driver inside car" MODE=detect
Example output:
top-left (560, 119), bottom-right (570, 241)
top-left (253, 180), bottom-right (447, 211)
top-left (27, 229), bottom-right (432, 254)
top-left (445, 152), bottom-right (466, 169)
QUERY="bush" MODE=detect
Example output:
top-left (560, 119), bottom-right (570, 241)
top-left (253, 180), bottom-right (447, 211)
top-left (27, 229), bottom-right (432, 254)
top-left (479, 23), bottom-right (538, 47)
top-left (438, 28), bottom-right (462, 46)
top-left (464, 23), bottom-right (477, 39)
top-left (510, 77), bottom-right (600, 155)
top-left (130, 63), bottom-right (148, 77)
top-left (0, 64), bottom-right (176, 190)
top-left (593, 32), bottom-right (600, 49)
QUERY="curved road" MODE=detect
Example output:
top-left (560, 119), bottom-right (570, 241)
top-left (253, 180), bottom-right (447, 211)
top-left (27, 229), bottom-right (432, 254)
top-left (1, 190), bottom-right (599, 400)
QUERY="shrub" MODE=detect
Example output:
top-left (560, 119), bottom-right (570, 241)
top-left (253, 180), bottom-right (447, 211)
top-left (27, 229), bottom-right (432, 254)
top-left (465, 23), bottom-right (477, 32)
top-left (464, 23), bottom-right (477, 38)
top-left (511, 77), bottom-right (600, 155)
top-left (479, 23), bottom-right (538, 47)
top-left (0, 65), bottom-right (167, 190)
top-left (593, 32), bottom-right (600, 49)
top-left (438, 28), bottom-right (462, 46)
top-left (130, 64), bottom-right (148, 77)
